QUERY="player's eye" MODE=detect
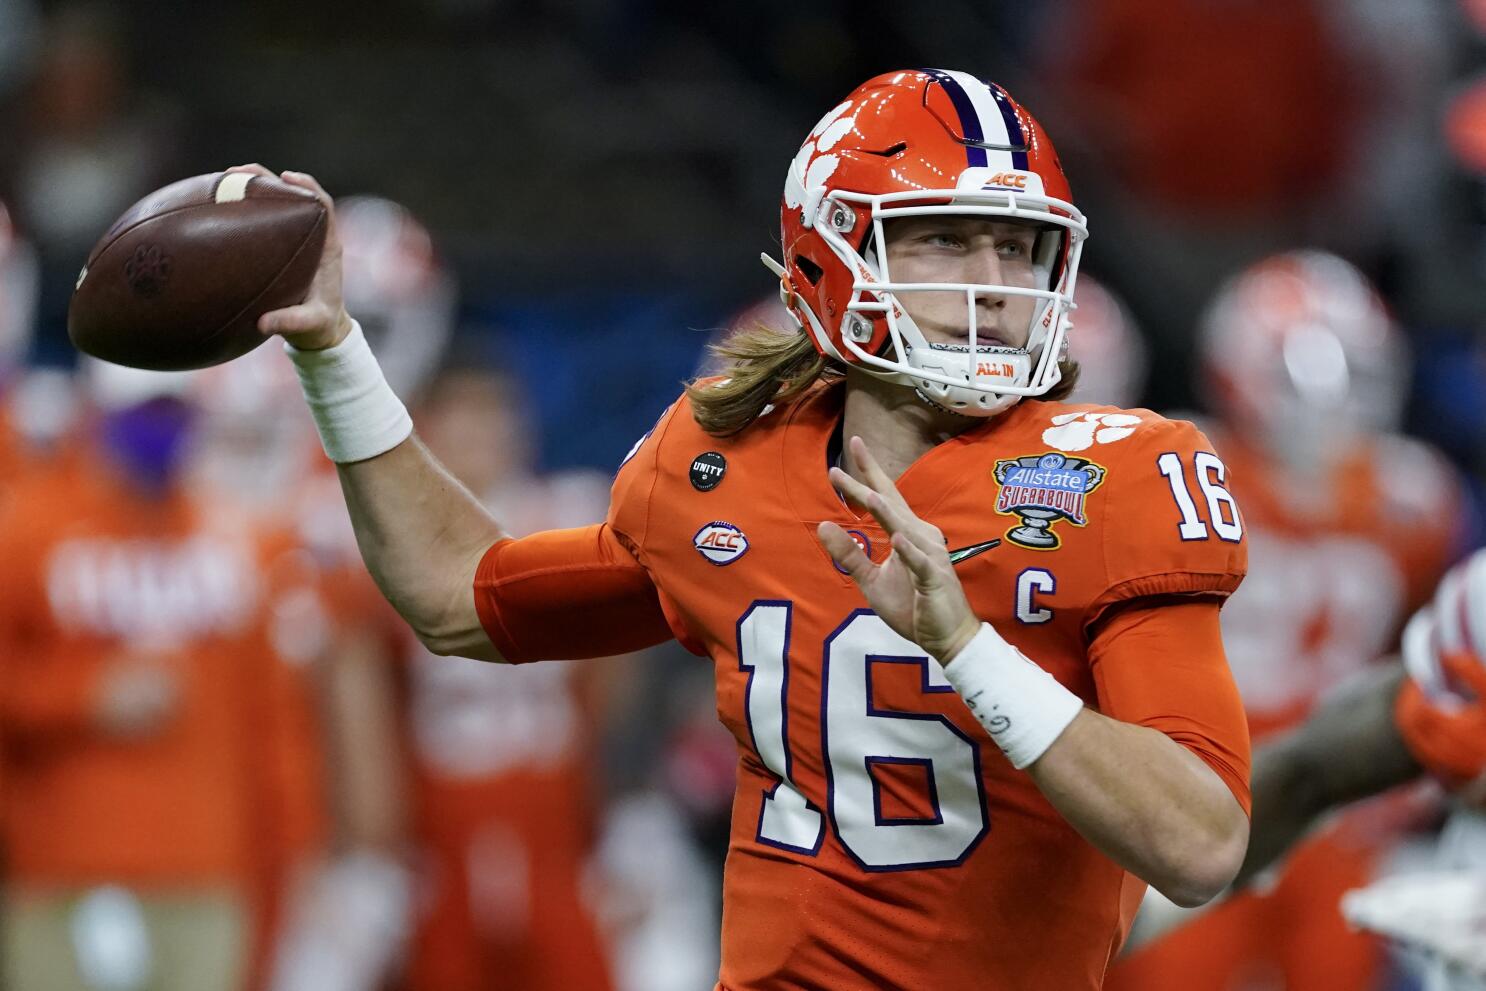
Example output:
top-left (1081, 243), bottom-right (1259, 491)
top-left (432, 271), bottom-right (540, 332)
top-left (924, 232), bottom-right (964, 249)
top-left (997, 239), bottom-right (1031, 259)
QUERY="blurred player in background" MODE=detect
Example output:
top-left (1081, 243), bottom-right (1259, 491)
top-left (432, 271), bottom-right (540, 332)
top-left (337, 196), bottom-right (456, 406)
top-left (336, 196), bottom-right (622, 991)
top-left (0, 363), bottom-right (335, 991)
top-left (400, 358), bottom-right (619, 991)
top-left (186, 345), bottom-right (413, 991)
top-left (1148, 548), bottom-right (1486, 989)
top-left (0, 196), bottom-right (41, 494)
top-left (1063, 274), bottom-right (1147, 410)
top-left (1109, 250), bottom-right (1469, 990)
top-left (1114, 549), bottom-right (1486, 988)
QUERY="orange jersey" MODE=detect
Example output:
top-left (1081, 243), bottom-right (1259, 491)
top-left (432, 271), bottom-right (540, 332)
top-left (0, 452), bottom-right (320, 889)
top-left (1211, 430), bottom-right (1464, 739)
top-left (0, 407), bottom-right (17, 494)
top-left (476, 381), bottom-right (1250, 990)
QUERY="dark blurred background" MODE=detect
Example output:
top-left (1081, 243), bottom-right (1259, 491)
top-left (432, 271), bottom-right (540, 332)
top-left (3, 0), bottom-right (1482, 474)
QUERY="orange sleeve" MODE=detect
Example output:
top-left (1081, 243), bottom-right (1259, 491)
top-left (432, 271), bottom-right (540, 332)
top-left (472, 523), bottom-right (674, 664)
top-left (1089, 596), bottom-right (1253, 815)
top-left (1089, 417), bottom-right (1247, 621)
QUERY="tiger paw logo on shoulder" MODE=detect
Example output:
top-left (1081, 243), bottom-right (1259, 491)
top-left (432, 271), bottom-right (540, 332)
top-left (993, 453), bottom-right (1107, 549)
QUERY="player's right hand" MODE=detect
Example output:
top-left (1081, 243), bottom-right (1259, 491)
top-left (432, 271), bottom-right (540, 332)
top-left (819, 435), bottom-right (981, 665)
top-left (225, 164), bottom-right (353, 351)
top-left (96, 654), bottom-right (180, 739)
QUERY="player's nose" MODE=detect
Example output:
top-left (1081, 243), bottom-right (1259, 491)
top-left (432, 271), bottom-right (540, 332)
top-left (967, 244), bottom-right (1008, 305)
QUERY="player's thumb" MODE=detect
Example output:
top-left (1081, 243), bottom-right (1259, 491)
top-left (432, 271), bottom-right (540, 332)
top-left (259, 303), bottom-right (327, 336)
top-left (818, 522), bottom-right (872, 583)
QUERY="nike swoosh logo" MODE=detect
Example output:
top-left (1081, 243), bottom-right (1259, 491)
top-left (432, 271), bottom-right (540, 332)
top-left (947, 539), bottom-right (1001, 566)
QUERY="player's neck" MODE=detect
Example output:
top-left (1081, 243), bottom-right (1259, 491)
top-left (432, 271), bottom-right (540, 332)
top-left (840, 369), bottom-right (981, 481)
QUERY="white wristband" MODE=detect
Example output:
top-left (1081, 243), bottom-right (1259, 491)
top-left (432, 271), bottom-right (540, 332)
top-left (285, 319), bottom-right (413, 464)
top-left (942, 623), bottom-right (1084, 769)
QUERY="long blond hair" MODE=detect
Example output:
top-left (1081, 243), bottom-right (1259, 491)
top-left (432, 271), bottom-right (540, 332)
top-left (688, 324), bottom-right (1081, 437)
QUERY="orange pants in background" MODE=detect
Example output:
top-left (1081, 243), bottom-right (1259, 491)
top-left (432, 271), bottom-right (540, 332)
top-left (1107, 830), bottom-right (1384, 991)
top-left (403, 769), bottom-right (614, 991)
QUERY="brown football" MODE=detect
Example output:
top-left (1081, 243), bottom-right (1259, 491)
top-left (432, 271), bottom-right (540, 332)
top-left (68, 171), bottom-right (327, 371)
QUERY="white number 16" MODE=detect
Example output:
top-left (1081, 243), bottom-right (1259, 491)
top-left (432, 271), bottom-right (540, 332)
top-left (1156, 451), bottom-right (1243, 543)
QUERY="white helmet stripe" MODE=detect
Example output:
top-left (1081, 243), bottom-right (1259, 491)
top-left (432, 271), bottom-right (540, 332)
top-left (942, 69), bottom-right (1017, 173)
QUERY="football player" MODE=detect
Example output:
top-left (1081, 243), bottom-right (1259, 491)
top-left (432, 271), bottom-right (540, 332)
top-left (336, 195), bottom-right (456, 405)
top-left (0, 196), bottom-right (40, 495)
top-left (399, 361), bottom-right (620, 991)
top-left (0, 362), bottom-right (335, 991)
top-left (1062, 273), bottom-right (1148, 410)
top-left (232, 69), bottom-right (1253, 989)
top-left (1109, 250), bottom-right (1468, 991)
top-left (185, 348), bottom-right (416, 991)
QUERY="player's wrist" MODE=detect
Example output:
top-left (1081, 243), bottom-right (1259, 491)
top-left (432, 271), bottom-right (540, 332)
top-left (285, 317), bottom-right (413, 463)
top-left (941, 623), bottom-right (1084, 770)
top-left (937, 615), bottom-right (985, 669)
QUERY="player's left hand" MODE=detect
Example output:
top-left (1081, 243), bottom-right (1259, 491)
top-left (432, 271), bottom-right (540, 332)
top-left (819, 435), bottom-right (981, 664)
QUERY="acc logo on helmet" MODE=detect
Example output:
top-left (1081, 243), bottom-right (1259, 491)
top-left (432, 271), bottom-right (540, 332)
top-left (985, 172), bottom-right (1029, 189)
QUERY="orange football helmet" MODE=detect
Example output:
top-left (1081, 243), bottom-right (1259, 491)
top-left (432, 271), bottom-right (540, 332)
top-left (1199, 250), bottom-right (1408, 472)
top-left (767, 69), bottom-right (1088, 416)
top-left (337, 196), bottom-right (456, 403)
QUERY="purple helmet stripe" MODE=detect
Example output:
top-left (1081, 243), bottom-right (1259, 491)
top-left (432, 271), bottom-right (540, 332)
top-left (988, 82), bottom-right (1030, 171)
top-left (921, 68), bottom-right (988, 168)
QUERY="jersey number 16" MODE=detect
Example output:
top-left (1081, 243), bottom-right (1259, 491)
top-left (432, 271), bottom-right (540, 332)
top-left (738, 602), bottom-right (989, 872)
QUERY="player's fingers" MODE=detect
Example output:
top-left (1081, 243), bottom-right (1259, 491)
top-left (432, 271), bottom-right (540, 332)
top-left (829, 462), bottom-right (944, 557)
top-left (849, 436), bottom-right (912, 512)
top-left (226, 163), bottom-right (275, 178)
top-left (279, 170), bottom-right (334, 211)
top-left (818, 521), bottom-right (874, 582)
top-left (857, 487), bottom-right (947, 562)
top-left (890, 531), bottom-right (943, 589)
top-left (861, 489), bottom-right (914, 538)
top-left (827, 465), bottom-right (875, 512)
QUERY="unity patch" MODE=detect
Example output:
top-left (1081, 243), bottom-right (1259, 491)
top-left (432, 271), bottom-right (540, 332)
top-left (690, 451), bottom-right (727, 491)
top-left (993, 452), bottom-right (1107, 550)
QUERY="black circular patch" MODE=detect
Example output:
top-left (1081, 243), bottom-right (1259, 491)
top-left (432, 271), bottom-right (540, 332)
top-left (689, 451), bottom-right (727, 491)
